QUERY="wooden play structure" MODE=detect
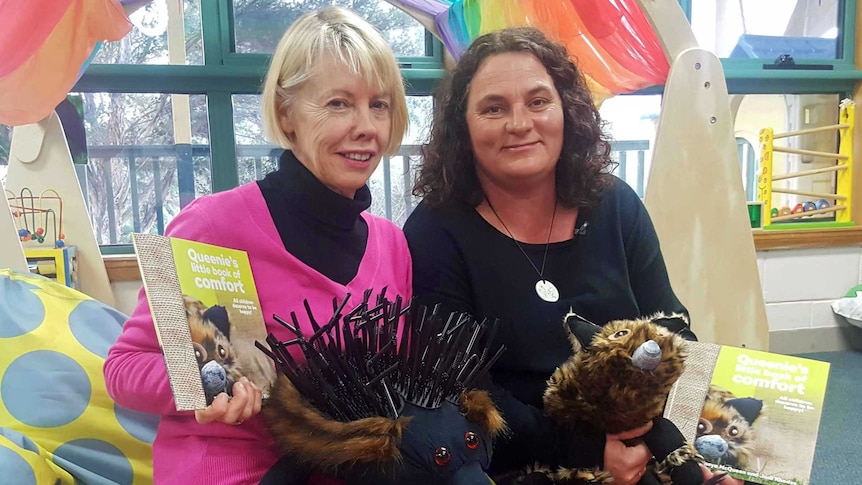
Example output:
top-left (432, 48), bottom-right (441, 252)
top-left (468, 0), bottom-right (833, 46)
top-left (4, 112), bottom-right (114, 306)
top-left (757, 100), bottom-right (854, 229)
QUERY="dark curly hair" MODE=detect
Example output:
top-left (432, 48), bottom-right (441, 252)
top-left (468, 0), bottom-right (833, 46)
top-left (413, 27), bottom-right (616, 208)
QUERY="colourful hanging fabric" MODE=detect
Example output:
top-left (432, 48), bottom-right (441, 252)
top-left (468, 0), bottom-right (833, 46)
top-left (0, 0), bottom-right (132, 126)
top-left (388, 0), bottom-right (669, 104)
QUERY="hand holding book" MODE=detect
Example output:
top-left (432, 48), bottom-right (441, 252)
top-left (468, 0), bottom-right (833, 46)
top-left (194, 376), bottom-right (263, 426)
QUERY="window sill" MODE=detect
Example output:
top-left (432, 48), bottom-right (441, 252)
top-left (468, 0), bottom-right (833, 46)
top-left (753, 226), bottom-right (862, 250)
top-left (104, 228), bottom-right (862, 282)
top-left (103, 256), bottom-right (141, 282)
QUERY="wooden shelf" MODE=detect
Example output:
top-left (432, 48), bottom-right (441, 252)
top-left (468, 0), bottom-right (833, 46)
top-left (753, 226), bottom-right (862, 250)
top-left (103, 256), bottom-right (141, 282)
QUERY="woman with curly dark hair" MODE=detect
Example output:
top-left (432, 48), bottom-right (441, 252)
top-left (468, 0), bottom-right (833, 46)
top-left (403, 27), bottom-right (695, 484)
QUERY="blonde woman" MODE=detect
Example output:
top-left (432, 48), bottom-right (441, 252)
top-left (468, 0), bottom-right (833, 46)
top-left (104, 7), bottom-right (411, 484)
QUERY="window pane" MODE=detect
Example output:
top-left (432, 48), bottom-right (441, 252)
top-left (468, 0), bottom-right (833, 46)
top-left (77, 93), bottom-right (211, 245)
top-left (0, 124), bottom-right (10, 183)
top-left (735, 93), bottom-right (842, 221)
top-left (599, 95), bottom-right (662, 197)
top-left (691, 0), bottom-right (840, 60)
top-left (231, 94), bottom-right (432, 226)
top-left (93, 0), bottom-right (204, 65)
top-left (232, 0), bottom-right (427, 57)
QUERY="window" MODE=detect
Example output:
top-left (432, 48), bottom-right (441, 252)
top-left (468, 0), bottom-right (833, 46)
top-left (0, 124), bottom-right (10, 183)
top-left (681, 0), bottom-right (858, 243)
top-left (736, 93), bottom-right (844, 221)
top-left (93, 0), bottom-right (204, 65)
top-left (6, 1), bottom-right (857, 252)
top-left (232, 0), bottom-right (429, 58)
top-left (76, 93), bottom-right (211, 245)
top-left (599, 95), bottom-right (663, 197)
top-left (691, 0), bottom-right (841, 60)
top-left (56, 0), bottom-right (444, 251)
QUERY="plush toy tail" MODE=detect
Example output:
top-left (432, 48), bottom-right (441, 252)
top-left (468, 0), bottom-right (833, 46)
top-left (262, 375), bottom-right (410, 471)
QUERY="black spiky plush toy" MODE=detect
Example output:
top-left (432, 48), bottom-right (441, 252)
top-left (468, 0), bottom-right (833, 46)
top-left (519, 312), bottom-right (724, 485)
top-left (255, 290), bottom-right (507, 485)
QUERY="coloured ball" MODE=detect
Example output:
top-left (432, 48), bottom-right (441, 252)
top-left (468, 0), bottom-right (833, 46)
top-left (816, 199), bottom-right (830, 210)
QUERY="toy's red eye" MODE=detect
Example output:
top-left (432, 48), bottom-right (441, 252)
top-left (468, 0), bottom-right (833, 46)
top-left (465, 432), bottom-right (480, 450)
top-left (434, 447), bottom-right (451, 466)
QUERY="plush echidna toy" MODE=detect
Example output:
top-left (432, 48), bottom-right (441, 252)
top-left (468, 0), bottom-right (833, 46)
top-left (520, 312), bottom-right (724, 485)
top-left (256, 291), bottom-right (507, 485)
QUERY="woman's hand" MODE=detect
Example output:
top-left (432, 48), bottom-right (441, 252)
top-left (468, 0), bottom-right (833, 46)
top-left (195, 377), bottom-right (263, 425)
top-left (604, 422), bottom-right (654, 485)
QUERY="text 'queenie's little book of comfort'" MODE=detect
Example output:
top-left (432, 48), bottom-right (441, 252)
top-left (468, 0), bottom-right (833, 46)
top-left (132, 233), bottom-right (275, 411)
top-left (665, 342), bottom-right (829, 485)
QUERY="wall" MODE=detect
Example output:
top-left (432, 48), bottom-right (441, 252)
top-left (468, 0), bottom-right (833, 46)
top-left (759, 246), bottom-right (862, 354)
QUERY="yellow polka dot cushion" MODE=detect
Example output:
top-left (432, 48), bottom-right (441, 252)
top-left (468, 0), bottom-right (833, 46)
top-left (0, 269), bottom-right (158, 484)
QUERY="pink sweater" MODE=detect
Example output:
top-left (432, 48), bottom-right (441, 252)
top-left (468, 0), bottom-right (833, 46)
top-left (104, 182), bottom-right (412, 484)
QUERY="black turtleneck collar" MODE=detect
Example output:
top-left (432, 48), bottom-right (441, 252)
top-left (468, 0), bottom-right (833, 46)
top-left (260, 150), bottom-right (371, 230)
top-left (257, 150), bottom-right (370, 284)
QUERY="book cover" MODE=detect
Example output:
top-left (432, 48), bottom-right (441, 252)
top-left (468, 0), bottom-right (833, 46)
top-left (132, 233), bottom-right (276, 411)
top-left (665, 342), bottom-right (830, 485)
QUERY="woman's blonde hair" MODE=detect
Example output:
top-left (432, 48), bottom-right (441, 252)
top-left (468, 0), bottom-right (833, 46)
top-left (261, 6), bottom-right (408, 155)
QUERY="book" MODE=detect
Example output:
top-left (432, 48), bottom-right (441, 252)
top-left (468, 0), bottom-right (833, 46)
top-left (132, 233), bottom-right (276, 411)
top-left (665, 342), bottom-right (830, 485)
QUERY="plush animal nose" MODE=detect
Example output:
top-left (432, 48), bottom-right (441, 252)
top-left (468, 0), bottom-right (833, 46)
top-left (695, 434), bottom-right (729, 460)
top-left (632, 340), bottom-right (661, 371)
top-left (448, 461), bottom-right (492, 485)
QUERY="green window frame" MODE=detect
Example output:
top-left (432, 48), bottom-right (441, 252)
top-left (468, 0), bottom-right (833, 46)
top-left (59, 0), bottom-right (862, 255)
top-left (71, 0), bottom-right (445, 254)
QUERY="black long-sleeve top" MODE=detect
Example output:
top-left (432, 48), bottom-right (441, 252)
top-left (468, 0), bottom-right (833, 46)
top-left (402, 176), bottom-right (692, 475)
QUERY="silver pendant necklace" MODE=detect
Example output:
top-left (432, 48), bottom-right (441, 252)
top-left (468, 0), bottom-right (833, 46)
top-left (486, 198), bottom-right (559, 303)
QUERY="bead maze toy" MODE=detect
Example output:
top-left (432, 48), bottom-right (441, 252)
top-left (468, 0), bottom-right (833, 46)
top-left (6, 188), bottom-right (66, 248)
top-left (6, 187), bottom-right (79, 288)
top-left (757, 99), bottom-right (854, 230)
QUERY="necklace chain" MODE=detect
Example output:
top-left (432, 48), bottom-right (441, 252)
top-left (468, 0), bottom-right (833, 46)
top-left (486, 198), bottom-right (557, 280)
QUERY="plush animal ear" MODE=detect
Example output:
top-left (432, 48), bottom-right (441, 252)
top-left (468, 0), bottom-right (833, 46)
top-left (650, 312), bottom-right (696, 340)
top-left (203, 305), bottom-right (231, 339)
top-left (563, 312), bottom-right (602, 351)
top-left (725, 397), bottom-right (763, 425)
top-left (459, 390), bottom-right (507, 438)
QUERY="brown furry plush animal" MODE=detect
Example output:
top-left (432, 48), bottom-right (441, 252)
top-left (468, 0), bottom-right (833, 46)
top-left (695, 385), bottom-right (763, 469)
top-left (183, 295), bottom-right (245, 402)
top-left (521, 312), bottom-right (720, 485)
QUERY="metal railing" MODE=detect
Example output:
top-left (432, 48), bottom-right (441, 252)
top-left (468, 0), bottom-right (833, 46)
top-left (4, 138), bottom-right (762, 246)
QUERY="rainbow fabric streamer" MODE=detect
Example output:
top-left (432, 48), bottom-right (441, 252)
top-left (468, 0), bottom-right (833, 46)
top-left (388, 0), bottom-right (669, 103)
top-left (0, 0), bottom-right (132, 126)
